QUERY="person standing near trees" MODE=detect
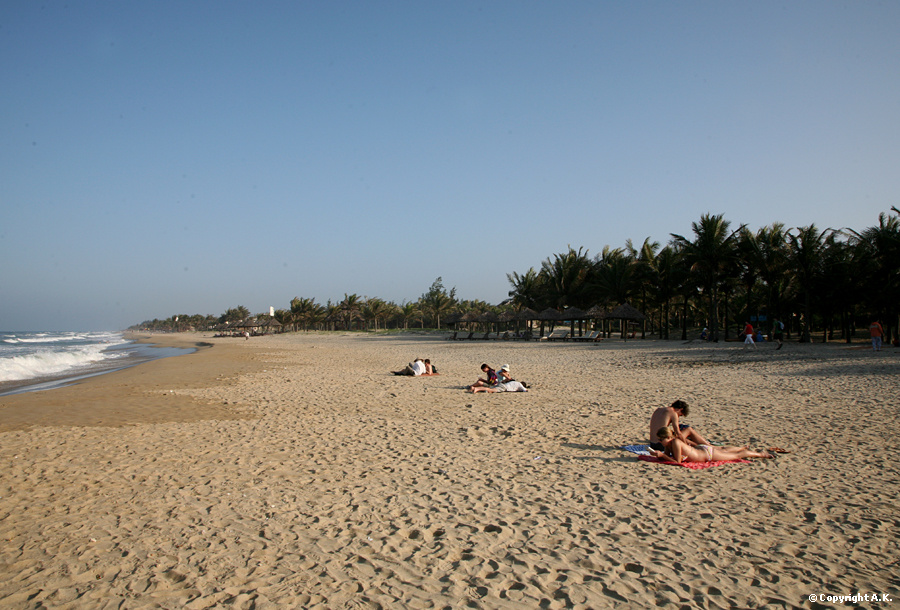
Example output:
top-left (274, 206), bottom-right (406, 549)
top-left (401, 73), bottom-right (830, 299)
top-left (743, 321), bottom-right (756, 348)
top-left (772, 318), bottom-right (784, 350)
top-left (869, 319), bottom-right (884, 351)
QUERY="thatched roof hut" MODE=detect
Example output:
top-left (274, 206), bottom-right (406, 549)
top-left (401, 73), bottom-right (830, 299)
top-left (514, 307), bottom-right (540, 321)
top-left (609, 303), bottom-right (646, 321)
top-left (538, 307), bottom-right (562, 321)
top-left (585, 305), bottom-right (608, 319)
top-left (608, 303), bottom-right (646, 340)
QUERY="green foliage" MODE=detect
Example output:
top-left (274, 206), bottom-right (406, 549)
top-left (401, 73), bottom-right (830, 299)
top-left (130, 209), bottom-right (900, 343)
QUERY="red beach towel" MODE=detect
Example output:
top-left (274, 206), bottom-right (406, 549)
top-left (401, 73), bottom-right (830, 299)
top-left (638, 455), bottom-right (750, 469)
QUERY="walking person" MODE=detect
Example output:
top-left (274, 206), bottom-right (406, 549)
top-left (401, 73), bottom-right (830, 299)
top-left (869, 319), bottom-right (884, 352)
top-left (772, 318), bottom-right (784, 350)
top-left (743, 321), bottom-right (756, 348)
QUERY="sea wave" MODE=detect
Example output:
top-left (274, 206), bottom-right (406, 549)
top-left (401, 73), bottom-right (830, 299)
top-left (0, 342), bottom-right (126, 382)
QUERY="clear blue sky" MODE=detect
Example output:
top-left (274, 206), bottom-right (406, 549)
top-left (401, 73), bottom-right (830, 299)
top-left (2, 1), bottom-right (898, 331)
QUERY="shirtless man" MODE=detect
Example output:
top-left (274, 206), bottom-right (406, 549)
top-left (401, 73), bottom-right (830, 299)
top-left (648, 400), bottom-right (710, 451)
top-left (649, 427), bottom-right (774, 462)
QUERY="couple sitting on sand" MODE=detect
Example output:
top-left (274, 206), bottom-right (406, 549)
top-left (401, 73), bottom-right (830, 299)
top-left (469, 363), bottom-right (528, 393)
top-left (392, 358), bottom-right (439, 376)
top-left (648, 400), bottom-right (775, 463)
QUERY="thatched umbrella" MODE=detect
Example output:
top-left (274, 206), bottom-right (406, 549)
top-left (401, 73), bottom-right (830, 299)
top-left (559, 306), bottom-right (587, 337)
top-left (514, 307), bottom-right (540, 321)
top-left (257, 317), bottom-right (282, 334)
top-left (537, 307), bottom-right (561, 335)
top-left (538, 307), bottom-right (561, 321)
top-left (510, 308), bottom-right (538, 334)
top-left (584, 305), bottom-right (608, 337)
top-left (608, 302), bottom-right (647, 341)
top-left (458, 311), bottom-right (478, 330)
top-left (444, 312), bottom-right (463, 328)
top-left (585, 305), bottom-right (607, 319)
top-left (497, 311), bottom-right (515, 333)
top-left (477, 311), bottom-right (499, 333)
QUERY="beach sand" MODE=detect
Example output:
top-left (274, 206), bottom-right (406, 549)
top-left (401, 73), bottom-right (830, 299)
top-left (0, 332), bottom-right (897, 608)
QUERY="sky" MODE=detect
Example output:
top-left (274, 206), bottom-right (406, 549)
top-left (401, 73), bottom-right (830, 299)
top-left (1, 1), bottom-right (898, 331)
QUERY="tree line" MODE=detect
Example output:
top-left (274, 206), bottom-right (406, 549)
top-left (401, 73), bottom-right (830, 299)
top-left (131, 209), bottom-right (899, 344)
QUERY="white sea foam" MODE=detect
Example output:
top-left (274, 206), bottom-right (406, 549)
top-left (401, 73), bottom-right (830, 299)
top-left (0, 332), bottom-right (128, 382)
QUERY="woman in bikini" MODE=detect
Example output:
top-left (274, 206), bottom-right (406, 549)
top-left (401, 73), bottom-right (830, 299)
top-left (649, 427), bottom-right (775, 462)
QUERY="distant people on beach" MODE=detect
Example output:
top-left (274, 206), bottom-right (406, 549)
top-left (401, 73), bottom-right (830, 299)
top-left (649, 427), bottom-right (775, 463)
top-left (743, 322), bottom-right (756, 347)
top-left (648, 400), bottom-right (710, 451)
top-left (869, 319), bottom-right (884, 352)
top-left (393, 358), bottom-right (438, 376)
top-left (772, 318), bottom-right (784, 350)
top-left (469, 364), bottom-right (528, 393)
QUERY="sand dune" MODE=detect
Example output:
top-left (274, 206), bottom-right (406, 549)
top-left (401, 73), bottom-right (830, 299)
top-left (0, 332), bottom-right (897, 608)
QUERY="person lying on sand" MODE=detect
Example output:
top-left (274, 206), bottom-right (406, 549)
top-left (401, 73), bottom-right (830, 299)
top-left (649, 427), bottom-right (774, 462)
top-left (392, 358), bottom-right (439, 376)
top-left (649, 400), bottom-right (710, 451)
top-left (469, 378), bottom-right (528, 393)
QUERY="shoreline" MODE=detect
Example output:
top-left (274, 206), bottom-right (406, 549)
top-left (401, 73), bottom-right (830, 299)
top-left (0, 333), bottom-right (260, 432)
top-left (0, 332), bottom-right (897, 606)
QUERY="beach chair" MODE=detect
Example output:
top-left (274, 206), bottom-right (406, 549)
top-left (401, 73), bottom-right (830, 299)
top-left (455, 331), bottom-right (474, 341)
top-left (544, 329), bottom-right (570, 341)
top-left (477, 332), bottom-right (492, 340)
top-left (572, 330), bottom-right (598, 342)
top-left (446, 331), bottom-right (458, 340)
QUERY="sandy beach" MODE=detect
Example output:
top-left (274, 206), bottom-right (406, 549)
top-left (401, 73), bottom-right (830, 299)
top-left (0, 332), bottom-right (897, 608)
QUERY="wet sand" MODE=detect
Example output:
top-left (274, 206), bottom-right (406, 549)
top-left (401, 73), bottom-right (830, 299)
top-left (0, 332), bottom-right (897, 608)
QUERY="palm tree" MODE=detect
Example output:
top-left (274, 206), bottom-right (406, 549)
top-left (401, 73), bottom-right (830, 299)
top-left (419, 277), bottom-right (456, 329)
top-left (273, 308), bottom-right (294, 332)
top-left (539, 246), bottom-right (592, 309)
top-left (852, 209), bottom-right (900, 341)
top-left (653, 245), bottom-right (678, 339)
top-left (627, 238), bottom-right (660, 338)
top-left (743, 223), bottom-right (790, 335)
top-left (671, 214), bottom-right (740, 342)
top-left (323, 302), bottom-right (342, 331)
top-left (818, 232), bottom-right (856, 341)
top-left (786, 225), bottom-right (830, 342)
top-left (340, 293), bottom-right (363, 331)
top-left (397, 302), bottom-right (421, 329)
top-left (507, 268), bottom-right (543, 311)
top-left (362, 297), bottom-right (390, 331)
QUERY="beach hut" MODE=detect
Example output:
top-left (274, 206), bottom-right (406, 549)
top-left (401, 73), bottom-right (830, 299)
top-left (608, 302), bottom-right (647, 341)
top-left (255, 317), bottom-right (282, 334)
top-left (511, 307), bottom-right (540, 338)
top-left (559, 306), bottom-right (587, 337)
top-left (585, 304), bottom-right (609, 337)
top-left (458, 311), bottom-right (479, 331)
top-left (477, 311), bottom-right (499, 334)
top-left (537, 308), bottom-right (562, 337)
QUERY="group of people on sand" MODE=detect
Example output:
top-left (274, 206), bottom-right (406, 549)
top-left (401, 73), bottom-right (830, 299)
top-left (648, 399), bottom-right (778, 463)
top-left (391, 359), bottom-right (529, 393)
top-left (468, 363), bottom-right (528, 393)
top-left (392, 358), bottom-right (438, 376)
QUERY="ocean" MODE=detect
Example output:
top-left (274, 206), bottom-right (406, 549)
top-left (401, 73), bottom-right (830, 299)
top-left (0, 331), bottom-right (193, 396)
